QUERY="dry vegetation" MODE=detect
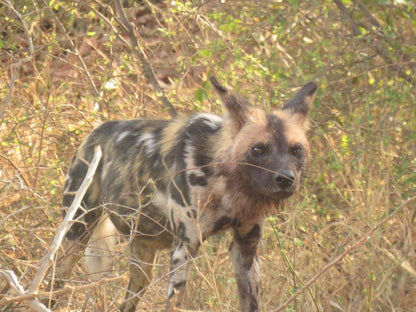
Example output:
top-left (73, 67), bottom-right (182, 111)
top-left (1, 0), bottom-right (415, 311)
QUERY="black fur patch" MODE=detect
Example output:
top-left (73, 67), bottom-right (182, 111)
top-left (177, 221), bottom-right (190, 243)
top-left (166, 128), bottom-right (190, 206)
top-left (174, 280), bottom-right (186, 290)
top-left (186, 209), bottom-right (198, 219)
top-left (188, 173), bottom-right (207, 186)
top-left (235, 224), bottom-right (261, 269)
top-left (266, 114), bottom-right (288, 148)
top-left (213, 216), bottom-right (233, 233)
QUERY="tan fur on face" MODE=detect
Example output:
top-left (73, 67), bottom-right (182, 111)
top-left (274, 109), bottom-right (310, 132)
top-left (274, 109), bottom-right (310, 153)
top-left (232, 122), bottom-right (271, 160)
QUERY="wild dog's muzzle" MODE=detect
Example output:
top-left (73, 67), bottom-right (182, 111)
top-left (269, 169), bottom-right (296, 200)
top-left (274, 169), bottom-right (295, 190)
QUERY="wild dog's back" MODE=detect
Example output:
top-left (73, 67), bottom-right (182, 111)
top-left (63, 119), bottom-right (171, 240)
top-left (63, 113), bottom-right (225, 240)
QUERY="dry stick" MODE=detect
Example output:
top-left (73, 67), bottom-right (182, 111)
top-left (0, 276), bottom-right (125, 306)
top-left (271, 195), bottom-right (416, 312)
top-left (113, 0), bottom-right (177, 118)
top-left (0, 270), bottom-right (49, 312)
top-left (28, 146), bottom-right (102, 292)
top-left (0, 61), bottom-right (20, 120)
top-left (33, 70), bottom-right (54, 190)
top-left (0, 146), bottom-right (103, 311)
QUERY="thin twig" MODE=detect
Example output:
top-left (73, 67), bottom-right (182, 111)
top-left (113, 0), bottom-right (177, 117)
top-left (33, 70), bottom-right (54, 189)
top-left (0, 276), bottom-right (125, 306)
top-left (1, 0), bottom-right (35, 120)
top-left (333, 0), bottom-right (414, 86)
top-left (0, 270), bottom-right (49, 312)
top-left (40, 0), bottom-right (100, 97)
top-left (27, 146), bottom-right (102, 294)
top-left (0, 61), bottom-right (21, 120)
top-left (271, 195), bottom-right (416, 312)
top-left (0, 147), bottom-right (104, 311)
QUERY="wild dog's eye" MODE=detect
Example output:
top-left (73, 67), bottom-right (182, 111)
top-left (251, 143), bottom-right (267, 156)
top-left (291, 145), bottom-right (304, 158)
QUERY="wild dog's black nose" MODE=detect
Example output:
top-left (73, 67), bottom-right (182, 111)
top-left (275, 170), bottom-right (295, 189)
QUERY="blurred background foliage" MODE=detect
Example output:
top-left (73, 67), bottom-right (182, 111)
top-left (0, 0), bottom-right (415, 311)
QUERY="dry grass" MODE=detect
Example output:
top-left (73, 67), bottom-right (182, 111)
top-left (1, 1), bottom-right (415, 311)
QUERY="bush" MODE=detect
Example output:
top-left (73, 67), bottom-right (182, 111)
top-left (1, 0), bottom-right (415, 311)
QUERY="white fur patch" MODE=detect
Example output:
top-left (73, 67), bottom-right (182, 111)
top-left (84, 215), bottom-right (119, 281)
top-left (116, 131), bottom-right (131, 143)
top-left (194, 113), bottom-right (222, 130)
top-left (137, 132), bottom-right (157, 156)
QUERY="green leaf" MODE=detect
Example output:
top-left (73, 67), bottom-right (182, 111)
top-left (194, 87), bottom-right (206, 103)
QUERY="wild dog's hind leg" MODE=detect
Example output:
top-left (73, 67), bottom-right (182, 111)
top-left (229, 220), bottom-right (265, 312)
top-left (121, 238), bottom-right (157, 312)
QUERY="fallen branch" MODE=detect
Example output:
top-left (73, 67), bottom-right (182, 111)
top-left (271, 195), bottom-right (416, 312)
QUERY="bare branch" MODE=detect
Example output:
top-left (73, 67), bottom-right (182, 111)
top-left (333, 0), bottom-right (414, 86)
top-left (1, 0), bottom-right (34, 120)
top-left (27, 146), bottom-right (102, 294)
top-left (0, 146), bottom-right (104, 310)
top-left (113, 0), bottom-right (177, 117)
top-left (0, 146), bottom-right (102, 310)
top-left (0, 270), bottom-right (50, 312)
top-left (0, 276), bottom-right (125, 306)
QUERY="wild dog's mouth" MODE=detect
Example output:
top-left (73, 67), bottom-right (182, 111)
top-left (253, 184), bottom-right (295, 201)
top-left (252, 184), bottom-right (294, 201)
top-left (269, 189), bottom-right (295, 201)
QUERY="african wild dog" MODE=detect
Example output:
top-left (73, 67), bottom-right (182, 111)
top-left (56, 77), bottom-right (317, 312)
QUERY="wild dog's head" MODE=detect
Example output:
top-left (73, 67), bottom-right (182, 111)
top-left (211, 76), bottom-right (317, 202)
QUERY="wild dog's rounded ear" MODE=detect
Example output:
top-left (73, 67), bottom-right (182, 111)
top-left (210, 76), bottom-right (249, 133)
top-left (283, 82), bottom-right (318, 117)
top-left (210, 76), bottom-right (228, 95)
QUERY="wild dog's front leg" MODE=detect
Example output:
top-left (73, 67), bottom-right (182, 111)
top-left (165, 197), bottom-right (201, 312)
top-left (166, 237), bottom-right (199, 311)
top-left (229, 220), bottom-right (265, 312)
